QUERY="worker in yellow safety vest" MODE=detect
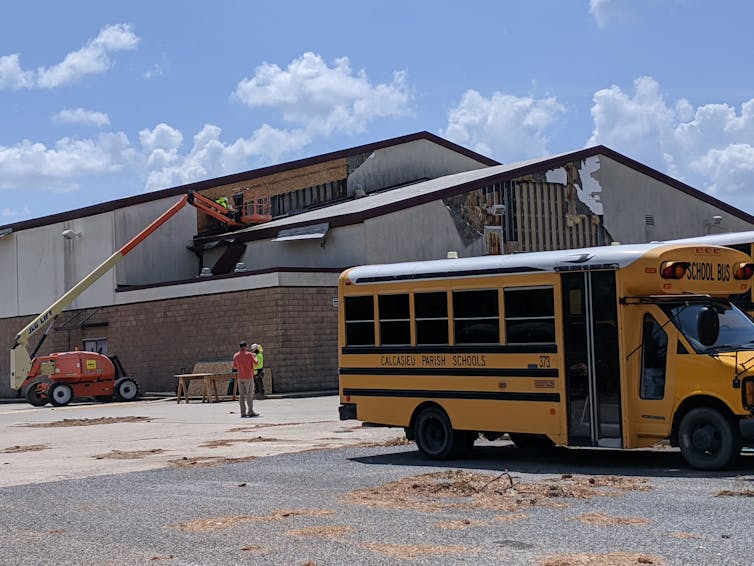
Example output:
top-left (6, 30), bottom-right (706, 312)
top-left (252, 344), bottom-right (265, 398)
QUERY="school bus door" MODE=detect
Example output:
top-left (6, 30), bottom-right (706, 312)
top-left (561, 270), bottom-right (622, 447)
top-left (624, 306), bottom-right (678, 445)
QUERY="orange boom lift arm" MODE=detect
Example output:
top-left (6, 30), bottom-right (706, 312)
top-left (9, 192), bottom-right (241, 391)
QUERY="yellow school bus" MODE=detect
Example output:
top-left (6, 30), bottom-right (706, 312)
top-left (338, 242), bottom-right (754, 470)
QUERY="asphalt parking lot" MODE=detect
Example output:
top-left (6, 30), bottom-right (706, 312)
top-left (2, 397), bottom-right (754, 565)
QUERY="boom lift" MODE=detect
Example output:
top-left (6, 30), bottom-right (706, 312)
top-left (10, 191), bottom-right (256, 407)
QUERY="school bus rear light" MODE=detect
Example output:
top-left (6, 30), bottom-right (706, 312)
top-left (734, 263), bottom-right (754, 280)
top-left (660, 261), bottom-right (690, 279)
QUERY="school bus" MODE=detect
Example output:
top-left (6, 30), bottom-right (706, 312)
top-left (338, 242), bottom-right (754, 470)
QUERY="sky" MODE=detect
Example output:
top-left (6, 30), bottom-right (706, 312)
top-left (3, 0), bottom-right (754, 225)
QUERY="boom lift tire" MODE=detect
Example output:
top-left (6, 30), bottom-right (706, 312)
top-left (49, 382), bottom-right (73, 407)
top-left (678, 407), bottom-right (740, 470)
top-left (114, 377), bottom-right (139, 402)
top-left (414, 406), bottom-right (467, 460)
top-left (24, 378), bottom-right (51, 407)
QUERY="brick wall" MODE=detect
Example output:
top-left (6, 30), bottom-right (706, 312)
top-left (0, 286), bottom-right (339, 397)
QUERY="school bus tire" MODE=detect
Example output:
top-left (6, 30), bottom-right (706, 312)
top-left (414, 406), bottom-right (465, 460)
top-left (678, 407), bottom-right (739, 470)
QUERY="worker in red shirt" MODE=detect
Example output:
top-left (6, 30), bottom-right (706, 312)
top-left (233, 341), bottom-right (259, 418)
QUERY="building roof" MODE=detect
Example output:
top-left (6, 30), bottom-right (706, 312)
top-left (194, 145), bottom-right (754, 246)
top-left (0, 131), bottom-right (498, 234)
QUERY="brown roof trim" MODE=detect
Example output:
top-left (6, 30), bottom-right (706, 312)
top-left (114, 266), bottom-right (346, 293)
top-left (194, 145), bottom-right (754, 246)
top-left (0, 132), bottom-right (497, 234)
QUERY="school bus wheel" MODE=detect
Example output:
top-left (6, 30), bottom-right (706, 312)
top-left (414, 406), bottom-right (468, 460)
top-left (678, 407), bottom-right (740, 470)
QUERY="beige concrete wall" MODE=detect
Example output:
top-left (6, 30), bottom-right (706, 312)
top-left (364, 200), bottom-right (485, 264)
top-left (0, 234), bottom-right (18, 317)
top-left (114, 196), bottom-right (197, 286)
top-left (595, 156), bottom-right (754, 243)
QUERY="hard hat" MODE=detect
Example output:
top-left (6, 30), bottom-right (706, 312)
top-left (251, 343), bottom-right (259, 350)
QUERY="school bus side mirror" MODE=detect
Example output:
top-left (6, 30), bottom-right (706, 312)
top-left (697, 307), bottom-right (720, 347)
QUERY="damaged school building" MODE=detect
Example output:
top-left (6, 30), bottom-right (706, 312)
top-left (2, 130), bottom-right (754, 397)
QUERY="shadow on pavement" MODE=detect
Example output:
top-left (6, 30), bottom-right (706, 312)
top-left (350, 443), bottom-right (754, 479)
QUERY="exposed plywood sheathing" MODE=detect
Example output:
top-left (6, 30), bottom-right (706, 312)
top-left (195, 159), bottom-right (350, 233)
top-left (514, 181), bottom-right (603, 252)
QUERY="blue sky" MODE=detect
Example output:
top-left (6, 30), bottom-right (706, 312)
top-left (3, 0), bottom-right (754, 224)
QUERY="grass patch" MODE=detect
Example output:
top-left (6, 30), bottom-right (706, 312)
top-left (343, 470), bottom-right (651, 513)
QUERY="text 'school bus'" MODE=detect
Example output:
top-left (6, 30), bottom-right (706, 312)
top-left (666, 230), bottom-right (754, 315)
top-left (337, 242), bottom-right (754, 470)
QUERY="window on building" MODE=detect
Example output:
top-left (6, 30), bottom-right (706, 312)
top-left (83, 338), bottom-right (108, 355)
top-left (415, 292), bottom-right (449, 345)
top-left (379, 294), bottom-right (410, 345)
top-left (504, 287), bottom-right (555, 344)
top-left (344, 296), bottom-right (375, 346)
top-left (453, 289), bottom-right (499, 344)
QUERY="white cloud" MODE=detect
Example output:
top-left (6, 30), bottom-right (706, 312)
top-left (53, 108), bottom-right (110, 127)
top-left (0, 24), bottom-right (139, 91)
top-left (233, 52), bottom-right (412, 136)
top-left (588, 0), bottom-right (634, 27)
top-left (0, 133), bottom-right (135, 192)
top-left (139, 123), bottom-right (183, 153)
top-left (141, 123), bottom-right (310, 191)
top-left (440, 89), bottom-right (565, 161)
top-left (1, 205), bottom-right (31, 218)
top-left (36, 23), bottom-right (139, 88)
top-left (588, 76), bottom-right (754, 212)
top-left (0, 54), bottom-right (34, 90)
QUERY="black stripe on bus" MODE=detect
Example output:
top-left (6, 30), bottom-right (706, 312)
top-left (341, 344), bottom-right (557, 355)
top-left (342, 387), bottom-right (560, 403)
top-left (354, 265), bottom-right (544, 283)
top-left (339, 367), bottom-right (559, 378)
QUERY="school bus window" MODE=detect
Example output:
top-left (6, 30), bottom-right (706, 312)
top-left (378, 294), bottom-right (410, 345)
top-left (415, 292), bottom-right (449, 345)
top-left (641, 314), bottom-right (667, 400)
top-left (344, 295), bottom-right (375, 346)
top-left (453, 289), bottom-right (499, 344)
top-left (504, 287), bottom-right (555, 344)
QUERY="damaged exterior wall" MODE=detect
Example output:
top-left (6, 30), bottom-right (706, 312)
top-left (442, 157), bottom-right (610, 255)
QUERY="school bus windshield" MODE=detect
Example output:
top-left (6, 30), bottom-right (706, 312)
top-left (662, 302), bottom-right (754, 353)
